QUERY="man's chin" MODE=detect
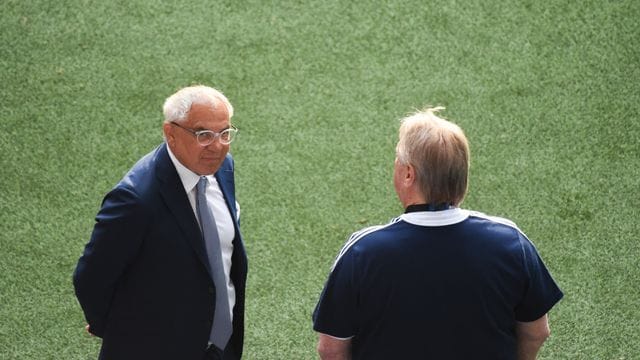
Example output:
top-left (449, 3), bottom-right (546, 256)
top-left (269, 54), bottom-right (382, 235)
top-left (197, 160), bottom-right (222, 175)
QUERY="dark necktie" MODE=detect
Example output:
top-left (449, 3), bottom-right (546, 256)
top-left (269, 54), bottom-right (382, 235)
top-left (196, 176), bottom-right (232, 350)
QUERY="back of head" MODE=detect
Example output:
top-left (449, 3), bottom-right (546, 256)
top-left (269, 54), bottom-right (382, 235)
top-left (162, 85), bottom-right (234, 123)
top-left (396, 107), bottom-right (470, 206)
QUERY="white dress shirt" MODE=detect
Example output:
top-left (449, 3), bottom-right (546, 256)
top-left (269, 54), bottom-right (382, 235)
top-left (167, 146), bottom-right (236, 320)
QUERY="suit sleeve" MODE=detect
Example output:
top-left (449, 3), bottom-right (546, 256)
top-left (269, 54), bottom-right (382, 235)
top-left (73, 186), bottom-right (149, 337)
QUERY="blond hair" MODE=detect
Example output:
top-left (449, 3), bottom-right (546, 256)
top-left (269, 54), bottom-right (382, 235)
top-left (396, 107), bottom-right (469, 206)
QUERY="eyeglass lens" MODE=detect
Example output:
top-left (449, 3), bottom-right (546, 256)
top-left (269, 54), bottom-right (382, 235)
top-left (197, 129), bottom-right (234, 145)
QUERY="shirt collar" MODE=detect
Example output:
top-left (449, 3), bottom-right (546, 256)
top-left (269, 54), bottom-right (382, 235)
top-left (166, 144), bottom-right (203, 194)
top-left (405, 203), bottom-right (452, 212)
top-left (400, 207), bottom-right (469, 227)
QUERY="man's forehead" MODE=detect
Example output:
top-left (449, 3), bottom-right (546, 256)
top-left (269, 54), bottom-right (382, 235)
top-left (185, 102), bottom-right (229, 129)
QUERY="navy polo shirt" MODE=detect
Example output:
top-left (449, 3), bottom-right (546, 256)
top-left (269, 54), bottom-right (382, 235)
top-left (313, 207), bottom-right (563, 360)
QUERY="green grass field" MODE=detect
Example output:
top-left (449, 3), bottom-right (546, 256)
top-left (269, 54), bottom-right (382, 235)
top-left (1, 0), bottom-right (639, 358)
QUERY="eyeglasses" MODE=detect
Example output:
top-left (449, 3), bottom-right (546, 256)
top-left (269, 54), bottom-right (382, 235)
top-left (169, 121), bottom-right (238, 146)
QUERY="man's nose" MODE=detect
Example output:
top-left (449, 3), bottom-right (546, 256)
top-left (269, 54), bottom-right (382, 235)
top-left (204, 138), bottom-right (225, 150)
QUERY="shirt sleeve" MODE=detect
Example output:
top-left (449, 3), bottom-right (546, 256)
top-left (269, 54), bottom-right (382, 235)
top-left (312, 249), bottom-right (358, 339)
top-left (514, 234), bottom-right (564, 322)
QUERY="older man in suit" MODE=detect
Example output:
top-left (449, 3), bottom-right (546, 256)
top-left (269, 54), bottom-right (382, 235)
top-left (74, 85), bottom-right (248, 360)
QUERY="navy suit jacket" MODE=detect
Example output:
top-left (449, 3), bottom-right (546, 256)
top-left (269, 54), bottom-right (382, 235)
top-left (73, 143), bottom-right (248, 360)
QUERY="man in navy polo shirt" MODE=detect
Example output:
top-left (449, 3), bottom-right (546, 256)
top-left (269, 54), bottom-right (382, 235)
top-left (312, 107), bottom-right (563, 360)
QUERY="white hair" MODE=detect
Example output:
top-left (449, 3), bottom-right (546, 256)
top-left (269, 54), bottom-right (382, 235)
top-left (162, 85), bottom-right (234, 123)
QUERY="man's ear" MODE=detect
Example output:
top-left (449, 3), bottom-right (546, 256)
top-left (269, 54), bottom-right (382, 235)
top-left (163, 122), bottom-right (174, 146)
top-left (403, 163), bottom-right (416, 186)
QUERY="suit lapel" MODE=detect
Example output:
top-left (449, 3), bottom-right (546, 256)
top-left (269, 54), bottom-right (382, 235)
top-left (215, 157), bottom-right (248, 271)
top-left (155, 144), bottom-right (212, 275)
top-left (215, 168), bottom-right (237, 217)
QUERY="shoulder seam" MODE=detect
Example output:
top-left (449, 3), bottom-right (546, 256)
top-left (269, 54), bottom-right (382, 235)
top-left (331, 217), bottom-right (402, 271)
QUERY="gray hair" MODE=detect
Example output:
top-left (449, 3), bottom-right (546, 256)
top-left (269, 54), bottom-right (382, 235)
top-left (396, 107), bottom-right (470, 206)
top-left (162, 85), bottom-right (234, 123)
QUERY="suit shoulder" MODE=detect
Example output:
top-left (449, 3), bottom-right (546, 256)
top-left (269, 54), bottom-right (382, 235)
top-left (222, 153), bottom-right (235, 171)
top-left (115, 145), bottom-right (165, 200)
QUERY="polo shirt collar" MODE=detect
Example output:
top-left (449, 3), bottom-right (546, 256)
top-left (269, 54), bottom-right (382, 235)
top-left (400, 207), bottom-right (469, 227)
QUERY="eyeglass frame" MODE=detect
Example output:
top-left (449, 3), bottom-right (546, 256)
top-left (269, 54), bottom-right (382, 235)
top-left (169, 121), bottom-right (238, 146)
